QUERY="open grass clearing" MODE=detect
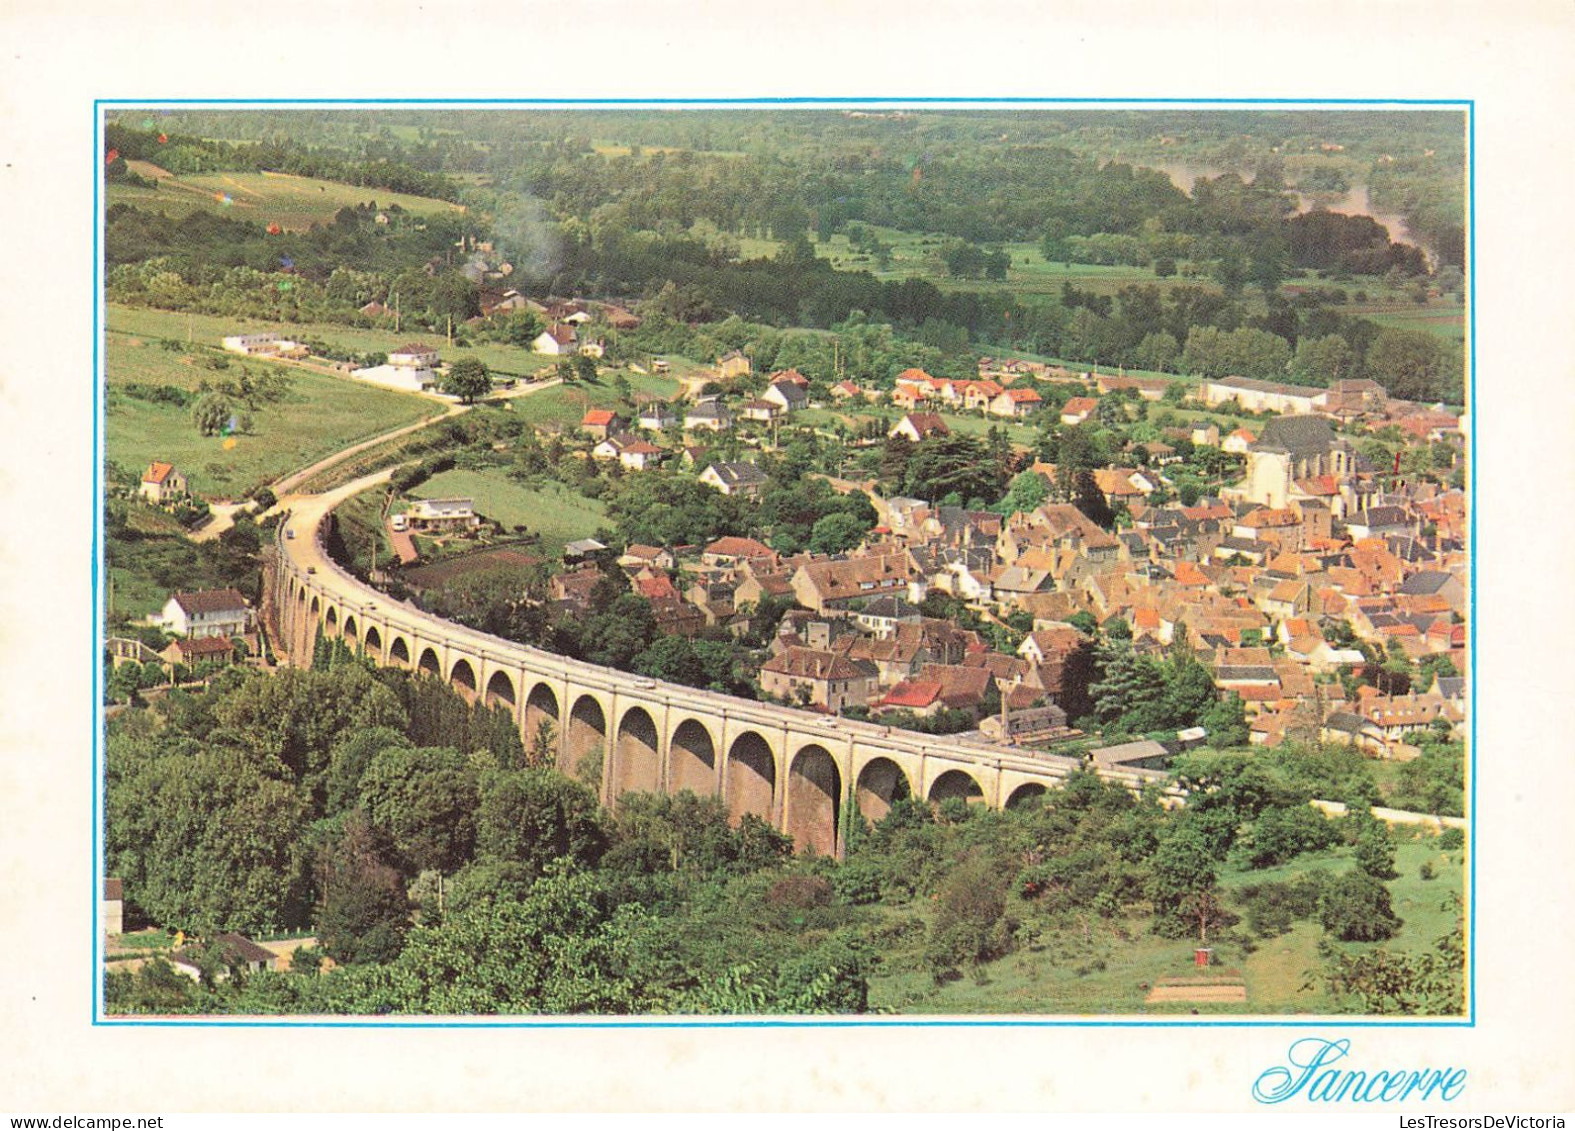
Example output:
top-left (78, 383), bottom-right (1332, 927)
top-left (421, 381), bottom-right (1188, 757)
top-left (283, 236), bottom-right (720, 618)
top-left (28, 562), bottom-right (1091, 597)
top-left (502, 375), bottom-right (680, 431)
top-left (865, 836), bottom-right (1463, 1016)
top-left (107, 169), bottom-right (465, 231)
top-left (107, 304), bottom-right (559, 380)
top-left (407, 469), bottom-right (607, 556)
top-left (104, 331), bottom-right (436, 499)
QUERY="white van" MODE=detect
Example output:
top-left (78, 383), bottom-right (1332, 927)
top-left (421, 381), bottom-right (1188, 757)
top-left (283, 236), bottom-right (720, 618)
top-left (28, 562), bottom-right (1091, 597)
top-left (390, 513), bottom-right (408, 532)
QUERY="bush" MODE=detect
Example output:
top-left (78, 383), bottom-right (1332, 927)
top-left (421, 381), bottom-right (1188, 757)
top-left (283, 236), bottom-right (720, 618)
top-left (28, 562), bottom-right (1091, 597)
top-left (924, 857), bottom-right (1014, 981)
top-left (1320, 871), bottom-right (1402, 942)
top-left (1354, 819), bottom-right (1399, 880)
top-left (1233, 804), bottom-right (1340, 869)
top-left (1237, 873), bottom-right (1329, 938)
top-left (1438, 827), bottom-right (1465, 851)
top-left (831, 857), bottom-right (884, 906)
top-left (766, 874), bottom-right (832, 911)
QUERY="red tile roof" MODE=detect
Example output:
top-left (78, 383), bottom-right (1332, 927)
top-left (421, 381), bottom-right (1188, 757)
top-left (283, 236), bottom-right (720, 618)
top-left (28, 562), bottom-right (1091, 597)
top-left (705, 536), bottom-right (776, 559)
top-left (880, 680), bottom-right (943, 709)
top-left (172, 635), bottom-right (235, 659)
top-left (143, 461), bottom-right (177, 484)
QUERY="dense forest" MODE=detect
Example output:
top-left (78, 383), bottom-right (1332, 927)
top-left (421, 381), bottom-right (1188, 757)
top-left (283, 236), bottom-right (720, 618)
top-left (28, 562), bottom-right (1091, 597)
top-left (105, 657), bottom-right (1464, 1016)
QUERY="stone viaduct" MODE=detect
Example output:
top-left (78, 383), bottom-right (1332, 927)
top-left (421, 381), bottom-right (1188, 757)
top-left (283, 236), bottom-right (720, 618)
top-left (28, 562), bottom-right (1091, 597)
top-left (270, 505), bottom-right (1178, 858)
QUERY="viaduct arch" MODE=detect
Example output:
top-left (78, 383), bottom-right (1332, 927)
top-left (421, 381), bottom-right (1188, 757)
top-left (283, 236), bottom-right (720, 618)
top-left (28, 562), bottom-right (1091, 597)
top-left (270, 502), bottom-right (1182, 856)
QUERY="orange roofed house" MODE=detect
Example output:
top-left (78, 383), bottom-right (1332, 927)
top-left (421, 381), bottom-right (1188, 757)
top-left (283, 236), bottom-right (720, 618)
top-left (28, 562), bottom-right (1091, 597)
top-left (139, 461), bottom-right (187, 504)
top-left (580, 409), bottom-right (621, 440)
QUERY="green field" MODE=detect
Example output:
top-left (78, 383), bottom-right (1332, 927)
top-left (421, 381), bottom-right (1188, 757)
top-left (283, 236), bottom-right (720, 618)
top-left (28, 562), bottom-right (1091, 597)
top-left (104, 330), bottom-right (438, 499)
top-left (109, 166), bottom-right (466, 231)
top-left (503, 374), bottom-right (682, 431)
top-left (1358, 305), bottom-right (1467, 342)
top-left (106, 304), bottom-right (558, 380)
top-left (813, 225), bottom-right (1178, 298)
top-left (408, 469), bottom-right (608, 554)
top-left (867, 838), bottom-right (1464, 1015)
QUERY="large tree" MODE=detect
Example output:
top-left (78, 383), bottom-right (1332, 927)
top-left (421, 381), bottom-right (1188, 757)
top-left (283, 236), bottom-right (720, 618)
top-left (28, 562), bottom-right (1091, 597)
top-left (1364, 328), bottom-right (1459, 403)
top-left (475, 770), bottom-right (609, 878)
top-left (442, 355), bottom-right (492, 403)
top-left (359, 745), bottom-right (480, 877)
top-left (313, 811), bottom-right (411, 965)
top-left (106, 738), bottom-right (313, 934)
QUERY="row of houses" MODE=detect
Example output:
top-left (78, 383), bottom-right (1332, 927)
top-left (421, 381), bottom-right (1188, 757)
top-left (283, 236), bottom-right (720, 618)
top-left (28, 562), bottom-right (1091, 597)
top-left (892, 368), bottom-right (1045, 418)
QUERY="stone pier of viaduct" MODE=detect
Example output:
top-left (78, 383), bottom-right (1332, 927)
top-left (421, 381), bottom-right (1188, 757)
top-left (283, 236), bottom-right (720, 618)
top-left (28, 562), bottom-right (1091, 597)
top-left (271, 513), bottom-right (1180, 857)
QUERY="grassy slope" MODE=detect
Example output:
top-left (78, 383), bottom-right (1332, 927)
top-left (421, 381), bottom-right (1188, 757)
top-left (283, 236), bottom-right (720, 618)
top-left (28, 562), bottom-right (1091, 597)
top-left (107, 305), bottom-right (559, 380)
top-left (504, 374), bottom-right (682, 431)
top-left (108, 168), bottom-right (465, 231)
top-left (866, 838), bottom-right (1463, 1016)
top-left (107, 505), bottom-right (206, 619)
top-left (104, 330), bottom-right (436, 498)
top-left (407, 469), bottom-right (607, 554)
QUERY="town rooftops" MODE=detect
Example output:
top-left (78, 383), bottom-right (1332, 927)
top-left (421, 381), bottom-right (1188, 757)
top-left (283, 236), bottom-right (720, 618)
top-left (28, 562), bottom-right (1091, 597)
top-left (210, 933), bottom-right (278, 967)
top-left (1214, 374), bottom-right (1325, 399)
top-left (409, 497), bottom-right (474, 518)
top-left (172, 589), bottom-right (250, 615)
top-left (901, 413), bottom-right (950, 436)
top-left (1089, 738), bottom-right (1171, 769)
top-left (860, 595), bottom-right (919, 619)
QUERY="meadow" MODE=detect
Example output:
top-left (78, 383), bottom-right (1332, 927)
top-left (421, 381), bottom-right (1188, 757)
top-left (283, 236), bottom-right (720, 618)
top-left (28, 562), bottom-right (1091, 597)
top-left (110, 165), bottom-right (465, 231)
top-left (104, 329), bottom-right (438, 498)
top-left (106, 304), bottom-right (559, 381)
top-left (501, 372), bottom-right (683, 431)
top-left (407, 469), bottom-right (608, 556)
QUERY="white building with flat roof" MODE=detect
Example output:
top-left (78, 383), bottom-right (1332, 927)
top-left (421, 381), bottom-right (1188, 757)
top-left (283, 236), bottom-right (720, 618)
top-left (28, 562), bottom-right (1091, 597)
top-left (404, 497), bottom-right (480, 532)
top-left (353, 363), bottom-right (437, 393)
